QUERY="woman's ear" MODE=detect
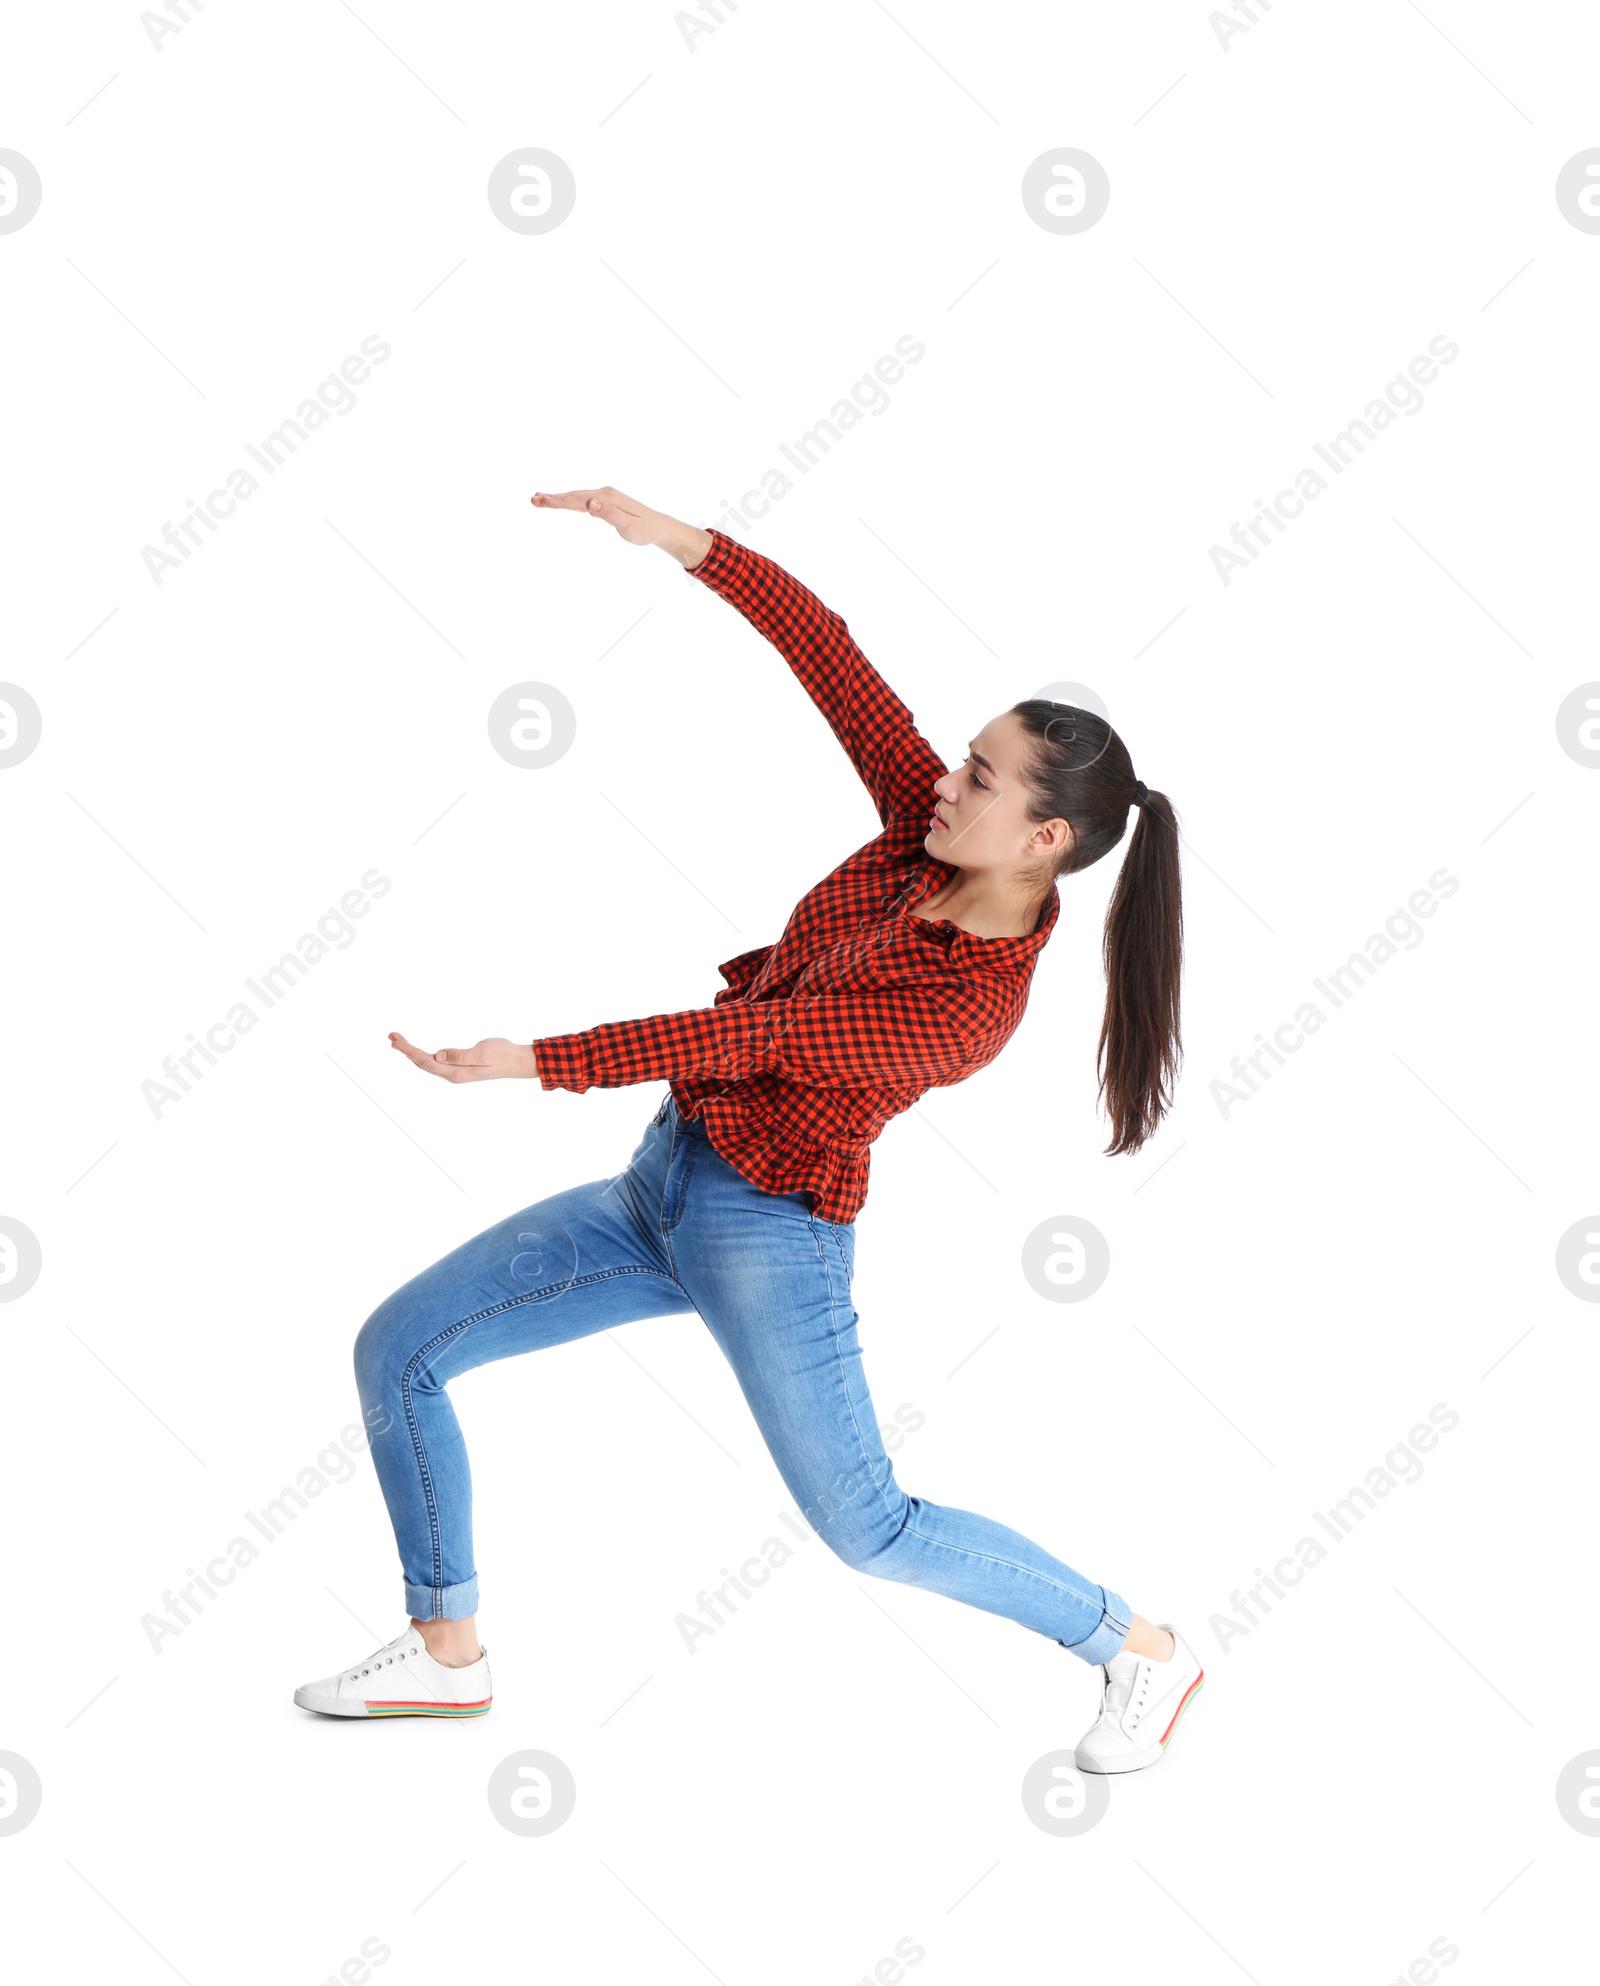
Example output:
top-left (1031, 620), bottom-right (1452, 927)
top-left (1031, 816), bottom-right (1073, 863)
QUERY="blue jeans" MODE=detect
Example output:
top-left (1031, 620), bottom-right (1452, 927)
top-left (353, 1094), bottom-right (1132, 1664)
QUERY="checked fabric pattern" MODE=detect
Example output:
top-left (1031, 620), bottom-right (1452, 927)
top-left (530, 528), bottom-right (1060, 1222)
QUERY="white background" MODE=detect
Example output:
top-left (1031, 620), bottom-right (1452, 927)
top-left (3, 2), bottom-right (1598, 1979)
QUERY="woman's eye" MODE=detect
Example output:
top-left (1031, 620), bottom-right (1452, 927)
top-left (968, 768), bottom-right (986, 789)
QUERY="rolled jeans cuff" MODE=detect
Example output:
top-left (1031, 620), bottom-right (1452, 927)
top-left (405, 1574), bottom-right (479, 1621)
top-left (1059, 1588), bottom-right (1132, 1666)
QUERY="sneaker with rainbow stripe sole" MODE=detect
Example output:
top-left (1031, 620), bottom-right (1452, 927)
top-left (1074, 1623), bottom-right (1202, 1774)
top-left (294, 1625), bottom-right (492, 1719)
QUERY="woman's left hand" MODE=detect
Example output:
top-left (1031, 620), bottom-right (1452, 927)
top-left (389, 1033), bottom-right (539, 1082)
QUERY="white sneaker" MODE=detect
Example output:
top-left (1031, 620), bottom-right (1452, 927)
top-left (1074, 1623), bottom-right (1202, 1774)
top-left (293, 1624), bottom-right (493, 1719)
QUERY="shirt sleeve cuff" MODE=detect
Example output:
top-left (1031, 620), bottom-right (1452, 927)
top-left (684, 528), bottom-right (739, 583)
top-left (529, 1033), bottom-right (595, 1092)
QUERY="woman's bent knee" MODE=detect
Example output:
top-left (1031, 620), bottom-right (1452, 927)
top-left (353, 1292), bottom-right (415, 1398)
top-left (799, 1471), bottom-right (910, 1572)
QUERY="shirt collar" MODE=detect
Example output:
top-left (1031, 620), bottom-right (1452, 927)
top-left (903, 858), bottom-right (1060, 960)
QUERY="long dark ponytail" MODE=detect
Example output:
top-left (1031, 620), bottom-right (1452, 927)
top-left (1011, 700), bottom-right (1183, 1155)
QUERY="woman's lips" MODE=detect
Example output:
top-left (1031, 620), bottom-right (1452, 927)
top-left (930, 808), bottom-right (946, 831)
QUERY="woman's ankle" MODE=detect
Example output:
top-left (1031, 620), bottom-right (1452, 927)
top-left (412, 1615), bottom-right (482, 1667)
top-left (1118, 1614), bottom-right (1175, 1662)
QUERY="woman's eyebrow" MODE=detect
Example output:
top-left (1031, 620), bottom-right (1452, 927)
top-left (965, 741), bottom-right (998, 774)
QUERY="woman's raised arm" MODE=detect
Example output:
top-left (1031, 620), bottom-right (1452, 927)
top-left (531, 487), bottom-right (947, 829)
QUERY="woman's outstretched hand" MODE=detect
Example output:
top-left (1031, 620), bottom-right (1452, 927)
top-left (531, 486), bottom-right (712, 569)
top-left (389, 1033), bottom-right (539, 1082)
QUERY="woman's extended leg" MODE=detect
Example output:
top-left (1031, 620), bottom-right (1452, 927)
top-left (353, 1102), bottom-right (692, 1629)
top-left (666, 1117), bottom-right (1132, 1663)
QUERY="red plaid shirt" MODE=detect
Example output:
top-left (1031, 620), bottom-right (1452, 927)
top-left (530, 528), bottom-right (1060, 1222)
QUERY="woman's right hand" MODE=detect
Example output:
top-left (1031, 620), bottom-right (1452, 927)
top-left (530, 487), bottom-right (713, 568)
top-left (389, 1032), bottom-right (540, 1081)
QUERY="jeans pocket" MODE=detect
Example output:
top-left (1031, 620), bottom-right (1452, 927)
top-left (808, 1211), bottom-right (857, 1269)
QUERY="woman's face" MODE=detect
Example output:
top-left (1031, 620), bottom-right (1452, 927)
top-left (925, 711), bottom-right (1072, 874)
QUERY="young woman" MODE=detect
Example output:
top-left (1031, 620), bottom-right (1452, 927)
top-left (293, 488), bottom-right (1202, 1775)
